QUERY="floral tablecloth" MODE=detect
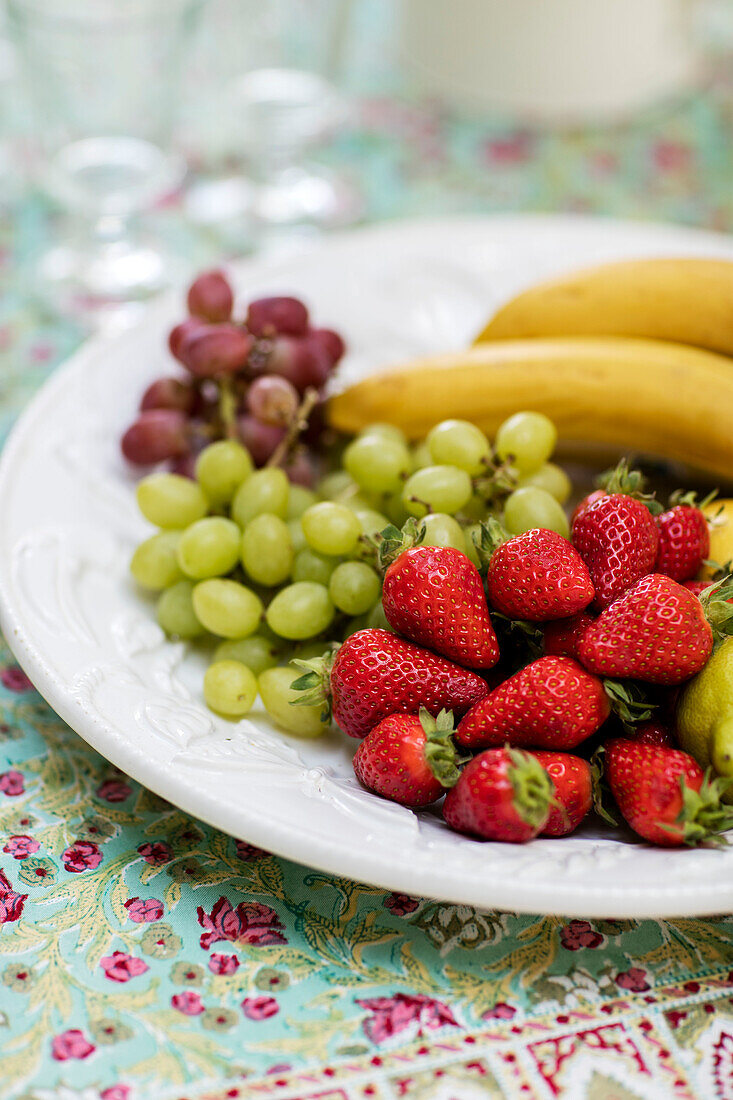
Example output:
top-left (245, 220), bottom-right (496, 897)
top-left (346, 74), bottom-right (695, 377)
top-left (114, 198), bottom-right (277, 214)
top-left (3, 81), bottom-right (733, 1100)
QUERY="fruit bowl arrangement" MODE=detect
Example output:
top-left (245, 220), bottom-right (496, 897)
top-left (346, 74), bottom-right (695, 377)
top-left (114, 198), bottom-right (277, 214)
top-left (123, 257), bottom-right (733, 855)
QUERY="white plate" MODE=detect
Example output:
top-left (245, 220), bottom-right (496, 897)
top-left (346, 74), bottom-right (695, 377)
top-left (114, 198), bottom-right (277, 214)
top-left (2, 214), bottom-right (733, 919)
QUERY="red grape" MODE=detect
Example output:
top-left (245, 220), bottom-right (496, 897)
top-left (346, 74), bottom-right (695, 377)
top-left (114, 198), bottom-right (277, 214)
top-left (140, 377), bottom-right (195, 414)
top-left (121, 409), bottom-right (189, 465)
top-left (247, 375), bottom-right (299, 428)
top-left (309, 328), bottom-right (345, 366)
top-left (246, 296), bottom-right (309, 337)
top-left (236, 414), bottom-right (286, 465)
top-left (169, 318), bottom-right (206, 361)
top-left (284, 450), bottom-right (317, 488)
top-left (179, 323), bottom-right (253, 378)
top-left (187, 269), bottom-right (234, 323)
top-left (169, 453), bottom-right (197, 479)
top-left (268, 335), bottom-right (331, 393)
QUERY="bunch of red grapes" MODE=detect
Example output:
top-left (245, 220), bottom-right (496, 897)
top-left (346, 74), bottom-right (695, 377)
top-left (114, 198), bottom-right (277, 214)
top-left (121, 269), bottom-right (345, 487)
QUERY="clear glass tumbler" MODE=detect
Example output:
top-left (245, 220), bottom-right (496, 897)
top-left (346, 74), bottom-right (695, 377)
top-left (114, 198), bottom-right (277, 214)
top-left (8, 0), bottom-right (200, 320)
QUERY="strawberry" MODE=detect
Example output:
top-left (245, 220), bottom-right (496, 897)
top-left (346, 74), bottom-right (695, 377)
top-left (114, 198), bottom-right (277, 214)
top-left (577, 573), bottom-right (714, 685)
top-left (292, 629), bottom-right (489, 740)
top-left (683, 580), bottom-right (711, 598)
top-left (530, 751), bottom-right (592, 836)
top-left (380, 537), bottom-right (499, 669)
top-left (572, 494), bottom-right (659, 610)
top-left (443, 747), bottom-right (553, 842)
top-left (623, 721), bottom-right (676, 748)
top-left (571, 488), bottom-right (607, 525)
top-left (484, 528), bottom-right (594, 622)
top-left (543, 611), bottom-right (596, 661)
top-left (655, 496), bottom-right (710, 582)
top-left (571, 460), bottom-right (650, 526)
top-left (604, 738), bottom-right (733, 846)
top-left (353, 707), bottom-right (462, 807)
top-left (455, 656), bottom-right (610, 751)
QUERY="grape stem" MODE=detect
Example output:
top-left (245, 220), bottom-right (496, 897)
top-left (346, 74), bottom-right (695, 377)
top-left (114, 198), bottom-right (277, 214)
top-left (267, 387), bottom-right (319, 469)
top-left (218, 377), bottom-right (239, 439)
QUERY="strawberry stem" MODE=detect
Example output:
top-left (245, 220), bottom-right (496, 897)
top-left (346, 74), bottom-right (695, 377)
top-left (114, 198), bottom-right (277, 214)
top-left (420, 707), bottom-right (464, 788)
top-left (665, 770), bottom-right (733, 847)
top-left (699, 574), bottom-right (733, 646)
top-left (603, 679), bottom-right (657, 732)
top-left (596, 459), bottom-right (663, 515)
top-left (472, 516), bottom-right (511, 574)
top-left (589, 745), bottom-right (620, 827)
top-left (290, 646), bottom-right (339, 720)
top-left (375, 518), bottom-right (426, 572)
top-left (507, 747), bottom-right (554, 829)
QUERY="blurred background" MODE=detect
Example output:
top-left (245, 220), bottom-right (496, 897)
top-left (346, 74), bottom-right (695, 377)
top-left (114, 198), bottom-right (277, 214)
top-left (2, 0), bottom-right (733, 339)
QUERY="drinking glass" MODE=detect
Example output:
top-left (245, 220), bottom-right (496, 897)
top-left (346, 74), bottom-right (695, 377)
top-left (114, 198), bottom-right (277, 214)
top-left (8, 0), bottom-right (200, 320)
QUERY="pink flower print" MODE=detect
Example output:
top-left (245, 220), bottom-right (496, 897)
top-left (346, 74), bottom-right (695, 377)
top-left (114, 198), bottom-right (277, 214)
top-left (383, 892), bottom-right (418, 916)
top-left (235, 839), bottom-right (269, 861)
top-left (0, 869), bottom-right (27, 925)
top-left (62, 840), bottom-right (102, 873)
top-left (197, 897), bottom-right (286, 950)
top-left (560, 920), bottom-right (604, 951)
top-left (356, 994), bottom-right (458, 1044)
top-left (171, 990), bottom-right (204, 1015)
top-left (100, 951), bottom-right (149, 983)
top-left (616, 967), bottom-right (651, 992)
top-left (0, 770), bottom-right (25, 796)
top-left (137, 841), bottom-right (172, 865)
top-left (209, 953), bottom-right (240, 975)
top-left (484, 132), bottom-right (533, 165)
top-left (1, 667), bottom-right (33, 692)
top-left (482, 1002), bottom-right (516, 1021)
top-left (101, 1088), bottom-right (132, 1100)
top-left (124, 897), bottom-right (164, 923)
top-left (51, 1029), bottom-right (95, 1061)
top-left (96, 778), bottom-right (132, 803)
top-left (653, 140), bottom-right (691, 173)
top-left (667, 1009), bottom-right (688, 1029)
top-left (3, 835), bottom-right (40, 860)
top-left (242, 996), bottom-right (279, 1020)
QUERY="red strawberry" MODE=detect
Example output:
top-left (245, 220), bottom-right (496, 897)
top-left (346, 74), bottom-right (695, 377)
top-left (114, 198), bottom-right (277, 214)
top-left (604, 738), bottom-right (733, 846)
top-left (530, 751), bottom-right (592, 836)
top-left (353, 707), bottom-right (461, 808)
top-left (455, 656), bottom-right (610, 751)
top-left (485, 528), bottom-right (594, 622)
top-left (292, 629), bottom-right (489, 740)
top-left (443, 747), bottom-right (553, 842)
top-left (655, 503), bottom-right (710, 582)
top-left (543, 611), bottom-right (596, 660)
top-left (572, 488), bottom-right (607, 525)
top-left (683, 580), bottom-right (710, 598)
top-left (578, 573), bottom-right (713, 685)
top-left (572, 494), bottom-right (659, 610)
top-left (381, 545), bottom-right (499, 669)
top-left (624, 721), bottom-right (676, 748)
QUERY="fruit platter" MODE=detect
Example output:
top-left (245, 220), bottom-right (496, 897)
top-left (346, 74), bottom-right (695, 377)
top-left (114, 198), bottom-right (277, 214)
top-left (3, 214), bottom-right (733, 918)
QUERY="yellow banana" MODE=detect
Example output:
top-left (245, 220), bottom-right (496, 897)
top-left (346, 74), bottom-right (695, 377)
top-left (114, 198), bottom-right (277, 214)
top-left (327, 336), bottom-right (733, 481)
top-left (475, 257), bottom-right (733, 356)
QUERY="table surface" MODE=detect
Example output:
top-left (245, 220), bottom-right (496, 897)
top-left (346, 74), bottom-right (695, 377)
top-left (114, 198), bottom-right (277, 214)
top-left (2, 81), bottom-right (733, 1100)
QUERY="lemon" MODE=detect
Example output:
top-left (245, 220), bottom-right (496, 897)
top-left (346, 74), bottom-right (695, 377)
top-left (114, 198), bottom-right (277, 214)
top-left (702, 499), bottom-right (733, 577)
top-left (677, 636), bottom-right (733, 800)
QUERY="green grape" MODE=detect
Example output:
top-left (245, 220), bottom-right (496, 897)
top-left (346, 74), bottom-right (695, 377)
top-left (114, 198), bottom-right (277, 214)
top-left (367, 601), bottom-right (393, 632)
top-left (136, 473), bottom-right (208, 529)
top-left (495, 411), bottom-right (557, 475)
top-left (342, 491), bottom-right (380, 512)
top-left (214, 634), bottom-right (282, 675)
top-left (240, 513), bottom-right (293, 586)
top-left (192, 579), bottom-right (263, 638)
top-left (287, 485), bottom-right (318, 519)
top-left (301, 502), bottom-right (361, 556)
top-left (288, 518), bottom-right (307, 554)
top-left (317, 469), bottom-right (356, 500)
top-left (204, 660), bottom-right (258, 717)
top-left (519, 461), bottom-right (572, 504)
top-left (427, 419), bottom-right (490, 475)
top-left (259, 666), bottom-right (331, 737)
top-left (463, 523), bottom-right (482, 568)
top-left (195, 440), bottom-right (253, 505)
top-left (292, 548), bottom-right (338, 586)
top-left (460, 494), bottom-right (490, 522)
top-left (177, 517), bottom-right (241, 579)
top-left (349, 508), bottom-right (390, 560)
top-left (232, 468), bottom-right (289, 527)
top-left (266, 582), bottom-right (334, 640)
top-left (383, 492), bottom-right (411, 528)
top-left (343, 434), bottom-right (411, 494)
top-left (410, 440), bottom-right (433, 471)
top-left (358, 422), bottom-right (407, 445)
top-left (503, 487), bottom-right (570, 538)
top-left (402, 465), bottom-right (472, 518)
top-left (419, 513), bottom-right (468, 554)
top-left (130, 531), bottom-right (183, 590)
top-left (156, 581), bottom-right (203, 638)
top-left (289, 639), bottom-right (332, 663)
top-left (329, 561), bottom-right (381, 615)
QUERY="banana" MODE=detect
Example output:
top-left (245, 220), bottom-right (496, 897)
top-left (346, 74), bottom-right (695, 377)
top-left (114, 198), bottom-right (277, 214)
top-left (475, 257), bottom-right (733, 356)
top-left (327, 336), bottom-right (733, 481)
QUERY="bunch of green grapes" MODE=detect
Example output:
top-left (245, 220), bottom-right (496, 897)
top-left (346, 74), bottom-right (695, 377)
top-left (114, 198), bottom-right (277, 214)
top-left (130, 411), bottom-right (568, 733)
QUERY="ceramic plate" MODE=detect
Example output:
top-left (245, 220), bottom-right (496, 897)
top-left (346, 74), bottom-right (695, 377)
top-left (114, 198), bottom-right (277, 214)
top-left (2, 214), bottom-right (732, 919)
